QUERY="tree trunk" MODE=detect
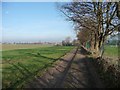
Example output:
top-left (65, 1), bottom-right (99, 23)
top-left (92, 35), bottom-right (106, 58)
top-left (91, 36), bottom-right (104, 57)
top-left (117, 2), bottom-right (120, 18)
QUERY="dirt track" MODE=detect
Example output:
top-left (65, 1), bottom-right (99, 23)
top-left (25, 48), bottom-right (104, 88)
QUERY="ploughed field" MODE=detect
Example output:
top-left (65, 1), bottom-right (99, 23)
top-left (1, 45), bottom-right (74, 88)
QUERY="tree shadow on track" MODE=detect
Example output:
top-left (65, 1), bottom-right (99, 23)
top-left (5, 58), bottom-right (57, 89)
top-left (24, 54), bottom-right (77, 88)
top-left (62, 57), bottom-right (92, 88)
top-left (61, 48), bottom-right (104, 88)
top-left (24, 48), bottom-right (79, 88)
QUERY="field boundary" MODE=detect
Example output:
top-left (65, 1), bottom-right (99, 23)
top-left (25, 47), bottom-right (78, 88)
top-left (3, 46), bottom-right (75, 89)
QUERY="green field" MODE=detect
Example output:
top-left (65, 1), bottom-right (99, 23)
top-left (103, 45), bottom-right (119, 65)
top-left (2, 46), bottom-right (74, 88)
top-left (104, 45), bottom-right (118, 58)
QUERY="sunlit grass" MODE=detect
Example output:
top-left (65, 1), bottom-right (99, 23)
top-left (104, 45), bottom-right (118, 58)
top-left (2, 46), bottom-right (74, 88)
top-left (103, 45), bottom-right (119, 66)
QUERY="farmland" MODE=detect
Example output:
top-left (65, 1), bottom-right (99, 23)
top-left (2, 45), bottom-right (74, 88)
top-left (103, 45), bottom-right (119, 67)
top-left (1, 44), bottom-right (53, 51)
top-left (104, 45), bottom-right (118, 58)
top-left (1, 44), bottom-right (119, 88)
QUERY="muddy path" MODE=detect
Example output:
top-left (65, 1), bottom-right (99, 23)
top-left (25, 47), bottom-right (104, 88)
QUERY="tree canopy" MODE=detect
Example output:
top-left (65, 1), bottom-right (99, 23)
top-left (59, 1), bottom-right (119, 57)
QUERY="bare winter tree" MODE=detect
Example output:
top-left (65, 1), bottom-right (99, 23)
top-left (62, 36), bottom-right (72, 46)
top-left (117, 1), bottom-right (120, 19)
top-left (59, 1), bottom-right (119, 57)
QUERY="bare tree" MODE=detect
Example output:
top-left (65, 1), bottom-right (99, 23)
top-left (65, 36), bottom-right (71, 43)
top-left (117, 1), bottom-right (120, 19)
top-left (59, 1), bottom-right (119, 57)
top-left (62, 36), bottom-right (72, 46)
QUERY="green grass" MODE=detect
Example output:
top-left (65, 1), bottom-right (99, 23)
top-left (2, 46), bottom-right (74, 88)
top-left (103, 45), bottom-right (119, 66)
top-left (104, 45), bottom-right (118, 58)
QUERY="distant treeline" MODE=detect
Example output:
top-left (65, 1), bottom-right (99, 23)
top-left (106, 40), bottom-right (119, 45)
top-left (2, 42), bottom-right (58, 45)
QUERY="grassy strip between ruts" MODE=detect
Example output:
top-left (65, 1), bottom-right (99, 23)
top-left (2, 46), bottom-right (74, 88)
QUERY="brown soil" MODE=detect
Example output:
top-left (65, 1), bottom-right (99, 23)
top-left (25, 48), bottom-right (104, 88)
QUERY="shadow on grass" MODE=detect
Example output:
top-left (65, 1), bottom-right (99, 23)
top-left (24, 57), bottom-right (73, 88)
top-left (26, 52), bottom-right (60, 61)
top-left (4, 52), bottom-right (68, 89)
top-left (3, 48), bottom-right (77, 89)
top-left (4, 59), bottom-right (55, 89)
